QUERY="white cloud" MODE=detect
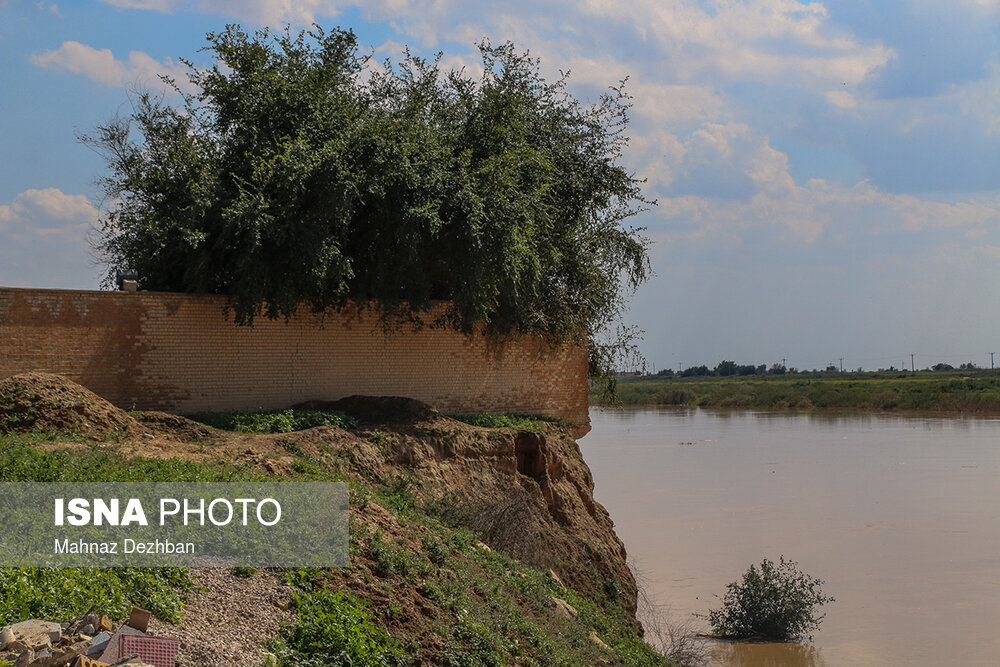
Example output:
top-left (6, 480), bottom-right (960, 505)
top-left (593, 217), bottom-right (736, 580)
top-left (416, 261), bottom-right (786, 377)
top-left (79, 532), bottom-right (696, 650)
top-left (101, 0), bottom-right (177, 9)
top-left (955, 60), bottom-right (1000, 135)
top-left (657, 171), bottom-right (1000, 246)
top-left (639, 121), bottom-right (1000, 245)
top-left (30, 41), bottom-right (191, 92)
top-left (574, 0), bottom-right (894, 87)
top-left (825, 89), bottom-right (858, 109)
top-left (0, 189), bottom-right (101, 289)
top-left (0, 188), bottom-right (98, 236)
top-left (96, 0), bottom-right (894, 87)
top-left (101, 0), bottom-right (342, 25)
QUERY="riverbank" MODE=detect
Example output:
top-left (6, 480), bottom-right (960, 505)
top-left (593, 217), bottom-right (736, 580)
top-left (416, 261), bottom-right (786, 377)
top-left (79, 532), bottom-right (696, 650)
top-left (596, 372), bottom-right (1000, 413)
top-left (1, 372), bottom-right (671, 666)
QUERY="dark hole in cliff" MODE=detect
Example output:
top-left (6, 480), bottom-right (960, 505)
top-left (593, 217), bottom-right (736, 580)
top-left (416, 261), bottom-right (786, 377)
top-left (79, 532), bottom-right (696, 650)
top-left (515, 431), bottom-right (545, 481)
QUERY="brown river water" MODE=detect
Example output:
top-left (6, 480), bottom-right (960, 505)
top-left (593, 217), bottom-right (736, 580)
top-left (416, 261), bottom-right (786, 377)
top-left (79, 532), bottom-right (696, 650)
top-left (578, 407), bottom-right (1000, 666)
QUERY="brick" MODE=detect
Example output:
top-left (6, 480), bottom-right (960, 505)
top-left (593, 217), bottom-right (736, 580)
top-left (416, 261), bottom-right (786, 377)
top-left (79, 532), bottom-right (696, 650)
top-left (0, 287), bottom-right (589, 429)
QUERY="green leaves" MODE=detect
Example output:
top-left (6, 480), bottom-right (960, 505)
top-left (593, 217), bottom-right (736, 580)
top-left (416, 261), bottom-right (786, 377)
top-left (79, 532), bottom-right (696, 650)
top-left (270, 589), bottom-right (404, 666)
top-left (708, 556), bottom-right (834, 642)
top-left (190, 409), bottom-right (356, 433)
top-left (85, 25), bottom-right (651, 376)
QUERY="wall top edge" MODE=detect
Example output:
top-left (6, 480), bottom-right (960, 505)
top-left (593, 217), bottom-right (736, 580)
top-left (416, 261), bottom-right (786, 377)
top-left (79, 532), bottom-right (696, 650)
top-left (0, 286), bottom-right (459, 308)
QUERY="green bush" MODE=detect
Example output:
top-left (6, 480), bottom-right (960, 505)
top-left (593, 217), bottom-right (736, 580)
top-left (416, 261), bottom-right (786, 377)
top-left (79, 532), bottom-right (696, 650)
top-left (270, 589), bottom-right (403, 666)
top-left (0, 567), bottom-right (188, 625)
top-left (191, 409), bottom-right (356, 433)
top-left (708, 557), bottom-right (833, 641)
top-left (442, 610), bottom-right (512, 667)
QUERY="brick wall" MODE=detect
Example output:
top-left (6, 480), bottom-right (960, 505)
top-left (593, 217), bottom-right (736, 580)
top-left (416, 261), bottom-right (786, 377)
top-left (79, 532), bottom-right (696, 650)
top-left (0, 287), bottom-right (589, 429)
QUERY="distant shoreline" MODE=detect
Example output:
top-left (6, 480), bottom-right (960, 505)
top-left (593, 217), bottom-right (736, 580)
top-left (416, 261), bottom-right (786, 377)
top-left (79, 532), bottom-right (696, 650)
top-left (592, 372), bottom-right (1000, 414)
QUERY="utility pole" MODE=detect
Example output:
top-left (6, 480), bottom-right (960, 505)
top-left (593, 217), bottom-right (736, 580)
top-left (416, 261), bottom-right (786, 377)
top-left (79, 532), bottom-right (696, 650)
top-left (910, 353), bottom-right (915, 372)
top-left (781, 358), bottom-right (786, 368)
top-left (839, 358), bottom-right (844, 373)
top-left (991, 352), bottom-right (995, 371)
top-left (677, 362), bottom-right (682, 373)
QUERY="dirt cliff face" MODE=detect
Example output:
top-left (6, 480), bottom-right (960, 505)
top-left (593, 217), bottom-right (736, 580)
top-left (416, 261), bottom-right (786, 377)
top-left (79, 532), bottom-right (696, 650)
top-left (4, 374), bottom-right (636, 624)
top-left (340, 412), bottom-right (637, 615)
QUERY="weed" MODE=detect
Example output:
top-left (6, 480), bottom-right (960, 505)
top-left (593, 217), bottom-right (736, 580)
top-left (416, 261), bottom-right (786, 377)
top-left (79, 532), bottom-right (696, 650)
top-left (268, 589), bottom-right (404, 666)
top-left (191, 409), bottom-right (356, 433)
top-left (448, 413), bottom-right (561, 431)
top-left (443, 609), bottom-right (512, 667)
top-left (368, 531), bottom-right (427, 580)
top-left (0, 567), bottom-right (189, 625)
top-left (422, 536), bottom-right (450, 565)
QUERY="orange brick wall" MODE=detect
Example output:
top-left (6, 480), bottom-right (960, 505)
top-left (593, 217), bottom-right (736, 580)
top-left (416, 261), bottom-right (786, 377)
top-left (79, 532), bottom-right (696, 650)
top-left (0, 287), bottom-right (590, 428)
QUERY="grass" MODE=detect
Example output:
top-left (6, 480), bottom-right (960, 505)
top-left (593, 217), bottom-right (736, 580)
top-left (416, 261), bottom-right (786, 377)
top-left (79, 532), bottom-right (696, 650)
top-left (0, 417), bottom-right (674, 666)
top-left (190, 408), bottom-right (357, 433)
top-left (0, 567), bottom-right (189, 626)
top-left (600, 372), bottom-right (1000, 413)
top-left (268, 589), bottom-right (406, 666)
top-left (0, 434), bottom-right (233, 627)
top-left (448, 413), bottom-right (563, 431)
top-left (0, 429), bottom-right (348, 630)
top-left (431, 534), bottom-right (671, 666)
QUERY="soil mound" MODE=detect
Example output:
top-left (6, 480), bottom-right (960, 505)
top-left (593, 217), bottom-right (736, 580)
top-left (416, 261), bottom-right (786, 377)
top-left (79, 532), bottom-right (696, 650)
top-left (0, 372), bottom-right (138, 435)
top-left (295, 395), bottom-right (437, 424)
top-left (133, 411), bottom-right (219, 441)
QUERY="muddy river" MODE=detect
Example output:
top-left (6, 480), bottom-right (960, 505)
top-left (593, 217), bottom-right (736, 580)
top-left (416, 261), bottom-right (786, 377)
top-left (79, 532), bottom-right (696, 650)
top-left (579, 407), bottom-right (1000, 666)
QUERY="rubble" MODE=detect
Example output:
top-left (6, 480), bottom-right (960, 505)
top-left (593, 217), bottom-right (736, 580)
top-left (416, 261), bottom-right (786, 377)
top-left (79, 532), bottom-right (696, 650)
top-left (0, 608), bottom-right (175, 667)
top-left (125, 610), bottom-right (150, 634)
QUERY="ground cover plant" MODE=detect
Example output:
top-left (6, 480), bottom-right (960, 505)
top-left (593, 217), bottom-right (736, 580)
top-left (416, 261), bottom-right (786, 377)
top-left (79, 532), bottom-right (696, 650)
top-left (190, 408), bottom-right (356, 433)
top-left (268, 589), bottom-right (405, 666)
top-left (448, 413), bottom-right (562, 431)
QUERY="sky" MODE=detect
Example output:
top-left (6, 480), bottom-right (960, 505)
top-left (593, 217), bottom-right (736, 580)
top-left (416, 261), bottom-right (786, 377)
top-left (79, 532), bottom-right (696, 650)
top-left (1, 0), bottom-right (998, 371)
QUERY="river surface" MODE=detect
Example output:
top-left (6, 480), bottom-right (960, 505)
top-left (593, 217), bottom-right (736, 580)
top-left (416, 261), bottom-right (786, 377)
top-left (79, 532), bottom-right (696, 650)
top-left (578, 407), bottom-right (1000, 666)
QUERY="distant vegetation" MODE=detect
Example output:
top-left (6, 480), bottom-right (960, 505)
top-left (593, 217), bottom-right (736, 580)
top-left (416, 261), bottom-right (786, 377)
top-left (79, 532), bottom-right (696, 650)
top-left (639, 359), bottom-right (985, 379)
top-left (596, 363), bottom-right (1000, 413)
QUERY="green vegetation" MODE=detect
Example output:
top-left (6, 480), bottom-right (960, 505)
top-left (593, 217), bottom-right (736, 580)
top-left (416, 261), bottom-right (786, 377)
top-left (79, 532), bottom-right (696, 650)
top-left (0, 428), bottom-right (342, 629)
top-left (0, 416), bottom-right (672, 666)
top-left (448, 413), bottom-right (562, 431)
top-left (600, 371), bottom-right (1000, 413)
top-left (433, 540), bottom-right (668, 666)
top-left (84, 24), bottom-right (651, 384)
top-left (0, 436), bottom-right (222, 627)
top-left (269, 589), bottom-right (405, 666)
top-left (190, 408), bottom-right (356, 433)
top-left (0, 567), bottom-right (188, 626)
top-left (708, 557), bottom-right (833, 642)
top-left (0, 433), bottom-right (266, 482)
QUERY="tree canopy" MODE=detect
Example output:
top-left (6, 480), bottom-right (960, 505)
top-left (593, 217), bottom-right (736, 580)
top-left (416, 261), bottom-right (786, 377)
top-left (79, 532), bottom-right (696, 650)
top-left (84, 25), bottom-right (652, 379)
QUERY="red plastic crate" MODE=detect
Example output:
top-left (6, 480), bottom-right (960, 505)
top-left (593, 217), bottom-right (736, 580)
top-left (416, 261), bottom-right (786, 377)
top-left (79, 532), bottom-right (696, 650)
top-left (119, 634), bottom-right (180, 667)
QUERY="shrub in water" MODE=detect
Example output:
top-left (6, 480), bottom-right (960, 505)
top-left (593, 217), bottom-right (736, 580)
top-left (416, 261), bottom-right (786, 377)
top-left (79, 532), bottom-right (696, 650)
top-left (708, 556), bottom-right (833, 641)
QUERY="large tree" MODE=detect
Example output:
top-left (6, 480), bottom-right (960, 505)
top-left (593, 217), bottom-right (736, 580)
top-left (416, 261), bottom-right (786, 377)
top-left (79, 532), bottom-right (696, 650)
top-left (84, 25), bottom-right (652, 381)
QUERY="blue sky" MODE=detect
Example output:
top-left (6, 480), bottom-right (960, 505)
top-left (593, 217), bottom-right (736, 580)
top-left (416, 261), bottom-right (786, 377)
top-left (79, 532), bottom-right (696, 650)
top-left (1, 0), bottom-right (998, 370)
